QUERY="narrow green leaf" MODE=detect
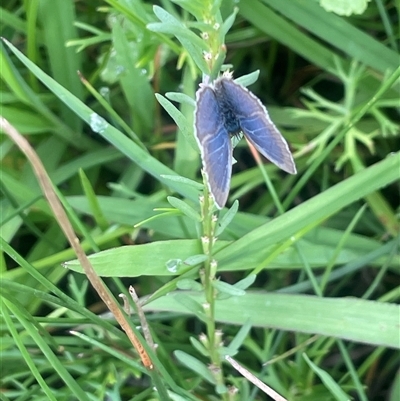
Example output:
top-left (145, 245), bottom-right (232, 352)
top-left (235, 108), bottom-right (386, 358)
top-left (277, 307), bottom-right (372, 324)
top-left (183, 254), bottom-right (207, 266)
top-left (64, 230), bottom-right (394, 277)
top-left (160, 174), bottom-right (203, 190)
top-left (78, 71), bottom-right (143, 145)
top-left (174, 293), bottom-right (207, 322)
top-left (64, 240), bottom-right (204, 276)
top-left (215, 200), bottom-right (239, 236)
top-left (0, 6), bottom-right (28, 34)
top-left (303, 353), bottom-right (351, 401)
top-left (38, 0), bottom-right (83, 133)
top-left (224, 319), bottom-right (252, 356)
top-left (165, 91), bottom-right (196, 106)
top-left (147, 22), bottom-right (204, 50)
top-left (149, 6), bottom-right (209, 73)
top-left (174, 350), bottom-right (216, 384)
top-left (173, 66), bottom-right (200, 180)
top-left (234, 70), bottom-right (260, 87)
top-left (189, 336), bottom-right (209, 357)
top-left (78, 169), bottom-right (109, 231)
top-left (167, 196), bottom-right (202, 222)
top-left (177, 279), bottom-right (203, 291)
top-left (220, 7), bottom-right (238, 39)
top-left (213, 280), bottom-right (246, 296)
top-left (134, 211), bottom-right (181, 229)
top-left (145, 291), bottom-right (400, 348)
top-left (155, 93), bottom-right (198, 151)
top-left (234, 274), bottom-right (257, 291)
top-left (112, 21), bottom-right (154, 134)
top-left (69, 330), bottom-right (144, 372)
top-left (169, 0), bottom-right (204, 20)
top-left (388, 369), bottom-right (400, 401)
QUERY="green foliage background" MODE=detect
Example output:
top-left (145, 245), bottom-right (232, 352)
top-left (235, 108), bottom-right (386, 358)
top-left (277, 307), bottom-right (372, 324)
top-left (1, 0), bottom-right (399, 400)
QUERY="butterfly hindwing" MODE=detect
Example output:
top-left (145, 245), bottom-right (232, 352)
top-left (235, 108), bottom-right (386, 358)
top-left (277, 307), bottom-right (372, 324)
top-left (216, 77), bottom-right (296, 174)
top-left (195, 85), bottom-right (232, 209)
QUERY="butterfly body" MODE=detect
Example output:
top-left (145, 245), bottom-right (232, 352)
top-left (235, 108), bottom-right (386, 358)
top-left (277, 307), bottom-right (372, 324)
top-left (195, 74), bottom-right (296, 209)
top-left (214, 83), bottom-right (241, 136)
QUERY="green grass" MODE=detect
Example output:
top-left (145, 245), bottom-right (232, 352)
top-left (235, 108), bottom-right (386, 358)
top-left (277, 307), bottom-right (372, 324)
top-left (1, 0), bottom-right (399, 400)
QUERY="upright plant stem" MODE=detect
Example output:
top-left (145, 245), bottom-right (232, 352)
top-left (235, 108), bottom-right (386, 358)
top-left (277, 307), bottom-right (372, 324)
top-left (200, 182), bottom-right (228, 398)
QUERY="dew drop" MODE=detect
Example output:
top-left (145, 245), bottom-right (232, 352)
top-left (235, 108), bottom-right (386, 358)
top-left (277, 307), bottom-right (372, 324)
top-left (115, 65), bottom-right (125, 76)
top-left (165, 259), bottom-right (182, 273)
top-left (99, 87), bottom-right (110, 97)
top-left (89, 113), bottom-right (108, 134)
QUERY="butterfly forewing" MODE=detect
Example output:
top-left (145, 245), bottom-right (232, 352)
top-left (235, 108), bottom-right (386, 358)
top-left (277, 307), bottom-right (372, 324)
top-left (195, 85), bottom-right (232, 209)
top-left (216, 77), bottom-right (296, 174)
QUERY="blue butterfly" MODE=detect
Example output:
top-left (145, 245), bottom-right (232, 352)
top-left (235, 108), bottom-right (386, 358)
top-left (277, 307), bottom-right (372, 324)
top-left (195, 73), bottom-right (296, 209)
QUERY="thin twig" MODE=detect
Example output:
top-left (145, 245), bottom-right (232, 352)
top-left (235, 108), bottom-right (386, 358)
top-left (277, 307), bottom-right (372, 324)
top-left (129, 286), bottom-right (156, 350)
top-left (0, 117), bottom-right (152, 369)
top-left (225, 355), bottom-right (288, 401)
